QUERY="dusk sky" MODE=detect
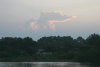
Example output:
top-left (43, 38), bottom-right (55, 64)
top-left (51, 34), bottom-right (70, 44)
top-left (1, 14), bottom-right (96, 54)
top-left (0, 0), bottom-right (100, 41)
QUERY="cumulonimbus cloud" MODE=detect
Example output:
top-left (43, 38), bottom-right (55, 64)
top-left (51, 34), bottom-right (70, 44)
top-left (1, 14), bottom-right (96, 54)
top-left (23, 11), bottom-right (77, 32)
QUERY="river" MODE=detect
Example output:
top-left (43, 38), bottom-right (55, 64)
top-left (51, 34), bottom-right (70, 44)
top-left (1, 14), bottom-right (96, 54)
top-left (0, 62), bottom-right (90, 67)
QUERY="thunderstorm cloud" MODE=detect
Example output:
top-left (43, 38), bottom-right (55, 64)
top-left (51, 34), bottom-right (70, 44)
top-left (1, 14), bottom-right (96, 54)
top-left (23, 11), bottom-right (77, 32)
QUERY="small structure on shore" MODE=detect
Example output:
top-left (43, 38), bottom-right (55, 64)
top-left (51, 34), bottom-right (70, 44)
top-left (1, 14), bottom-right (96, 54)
top-left (36, 49), bottom-right (52, 57)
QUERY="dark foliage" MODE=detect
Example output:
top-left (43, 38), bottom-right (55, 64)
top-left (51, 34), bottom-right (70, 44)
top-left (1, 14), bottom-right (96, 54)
top-left (0, 33), bottom-right (100, 66)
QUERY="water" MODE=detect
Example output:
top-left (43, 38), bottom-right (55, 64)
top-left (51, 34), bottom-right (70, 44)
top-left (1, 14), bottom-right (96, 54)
top-left (0, 62), bottom-right (90, 67)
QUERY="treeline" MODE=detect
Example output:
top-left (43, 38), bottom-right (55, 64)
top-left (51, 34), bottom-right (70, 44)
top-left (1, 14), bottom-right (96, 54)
top-left (0, 37), bottom-right (37, 59)
top-left (0, 33), bottom-right (100, 66)
top-left (37, 33), bottom-right (100, 65)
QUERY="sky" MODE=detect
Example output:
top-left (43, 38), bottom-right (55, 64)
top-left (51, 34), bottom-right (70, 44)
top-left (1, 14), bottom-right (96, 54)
top-left (0, 0), bottom-right (100, 41)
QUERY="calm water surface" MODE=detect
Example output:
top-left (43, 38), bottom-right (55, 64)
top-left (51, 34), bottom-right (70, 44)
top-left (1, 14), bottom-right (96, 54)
top-left (0, 62), bottom-right (90, 67)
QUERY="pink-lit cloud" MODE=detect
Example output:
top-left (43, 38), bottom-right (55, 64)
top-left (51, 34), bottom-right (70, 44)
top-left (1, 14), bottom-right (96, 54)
top-left (23, 11), bottom-right (77, 32)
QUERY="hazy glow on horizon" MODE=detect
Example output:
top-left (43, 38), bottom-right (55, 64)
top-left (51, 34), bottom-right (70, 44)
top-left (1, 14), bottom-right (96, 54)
top-left (0, 0), bottom-right (100, 41)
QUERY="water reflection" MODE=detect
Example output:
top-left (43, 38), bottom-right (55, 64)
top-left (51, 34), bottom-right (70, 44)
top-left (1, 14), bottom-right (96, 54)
top-left (0, 62), bottom-right (90, 67)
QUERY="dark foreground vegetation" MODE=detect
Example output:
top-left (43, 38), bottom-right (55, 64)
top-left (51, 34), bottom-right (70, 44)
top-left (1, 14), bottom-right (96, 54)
top-left (0, 33), bottom-right (100, 67)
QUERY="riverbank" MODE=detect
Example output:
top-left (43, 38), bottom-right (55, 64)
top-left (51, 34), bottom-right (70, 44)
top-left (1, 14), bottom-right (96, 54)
top-left (0, 55), bottom-right (100, 67)
top-left (0, 57), bottom-right (99, 67)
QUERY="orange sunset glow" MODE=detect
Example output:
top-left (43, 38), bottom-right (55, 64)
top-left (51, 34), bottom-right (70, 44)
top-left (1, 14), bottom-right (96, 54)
top-left (29, 11), bottom-right (77, 32)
